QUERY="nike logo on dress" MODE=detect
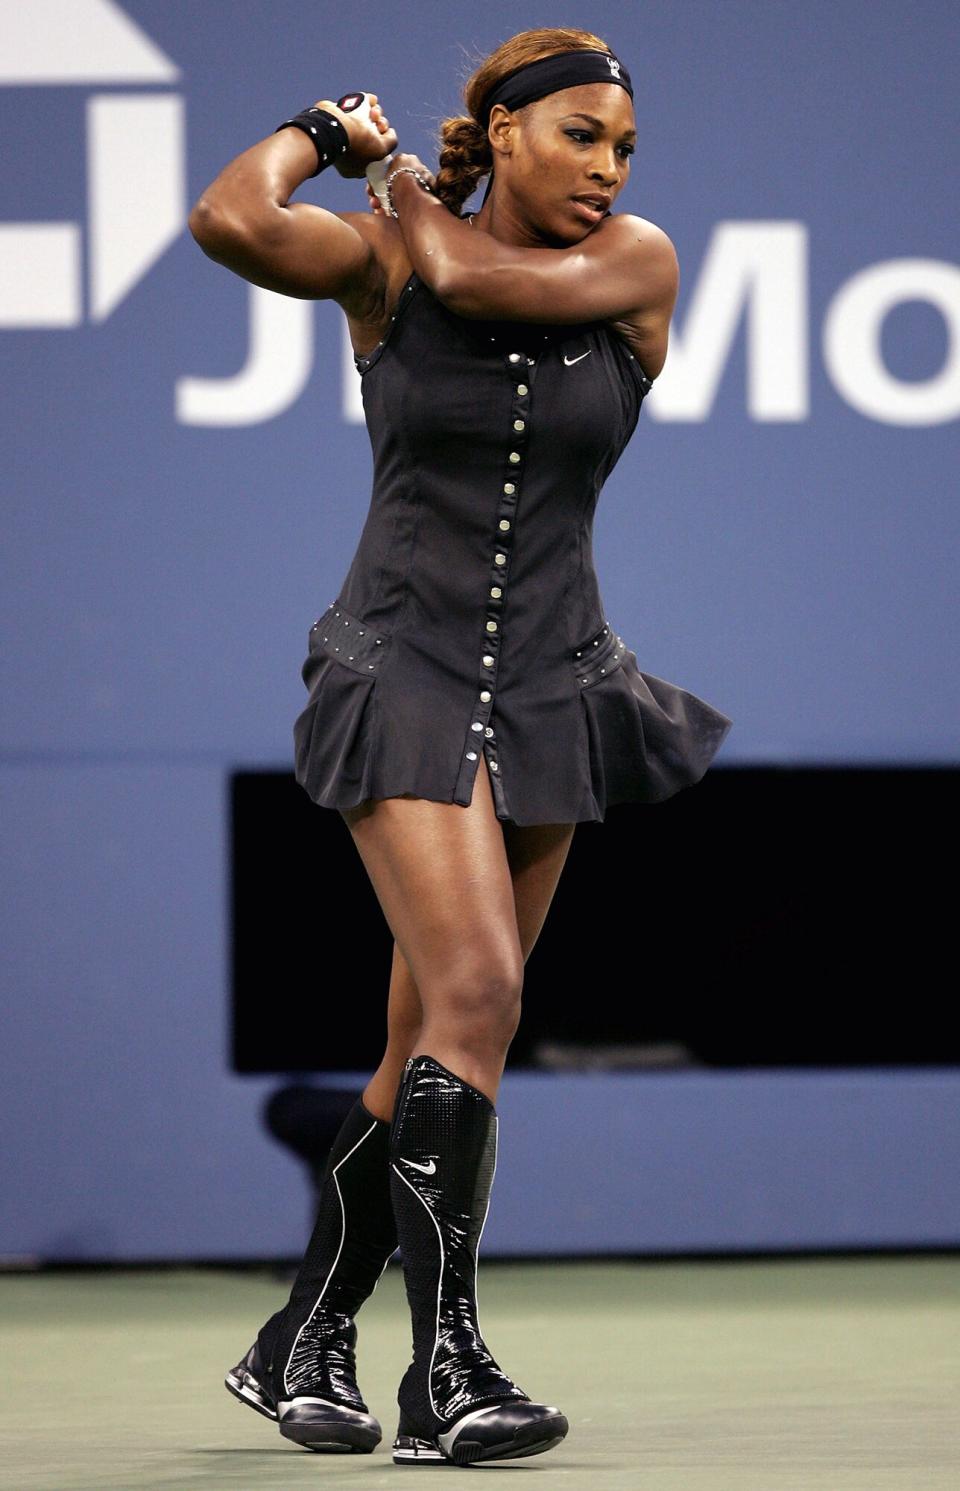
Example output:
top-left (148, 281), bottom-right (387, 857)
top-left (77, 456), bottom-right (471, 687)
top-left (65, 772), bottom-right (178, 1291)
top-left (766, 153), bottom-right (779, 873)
top-left (564, 350), bottom-right (591, 365)
top-left (404, 1158), bottom-right (437, 1174)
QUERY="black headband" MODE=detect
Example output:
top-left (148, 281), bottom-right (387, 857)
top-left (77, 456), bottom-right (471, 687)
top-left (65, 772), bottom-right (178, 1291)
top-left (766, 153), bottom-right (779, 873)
top-left (474, 49), bottom-right (634, 208)
top-left (477, 48), bottom-right (633, 129)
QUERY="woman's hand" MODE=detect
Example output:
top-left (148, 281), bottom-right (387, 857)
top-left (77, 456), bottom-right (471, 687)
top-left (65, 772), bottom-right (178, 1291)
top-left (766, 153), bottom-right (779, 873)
top-left (386, 153), bottom-right (437, 193)
top-left (365, 152), bottom-right (437, 214)
top-left (310, 94), bottom-right (398, 179)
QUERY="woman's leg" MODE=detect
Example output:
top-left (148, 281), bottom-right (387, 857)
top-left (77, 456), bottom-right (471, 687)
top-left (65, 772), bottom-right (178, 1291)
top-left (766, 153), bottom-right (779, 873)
top-left (361, 792), bottom-right (576, 1119)
top-left (345, 755), bottom-right (575, 1107)
top-left (227, 761), bottom-right (575, 1453)
top-left (340, 757), bottom-right (575, 1463)
top-left (362, 942), bottom-right (424, 1121)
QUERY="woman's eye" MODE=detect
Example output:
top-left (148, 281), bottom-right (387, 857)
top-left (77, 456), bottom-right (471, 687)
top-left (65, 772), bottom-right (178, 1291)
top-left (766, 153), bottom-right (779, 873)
top-left (565, 130), bottom-right (634, 158)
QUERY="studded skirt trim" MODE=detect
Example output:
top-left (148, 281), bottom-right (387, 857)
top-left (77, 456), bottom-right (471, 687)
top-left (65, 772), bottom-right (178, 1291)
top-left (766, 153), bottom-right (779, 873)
top-left (292, 602), bottom-right (388, 810)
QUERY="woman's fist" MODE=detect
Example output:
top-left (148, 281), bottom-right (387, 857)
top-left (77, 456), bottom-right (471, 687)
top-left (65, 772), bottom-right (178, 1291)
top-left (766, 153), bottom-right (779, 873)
top-left (311, 93), bottom-right (398, 179)
top-left (366, 152), bottom-right (438, 215)
top-left (385, 153), bottom-right (437, 193)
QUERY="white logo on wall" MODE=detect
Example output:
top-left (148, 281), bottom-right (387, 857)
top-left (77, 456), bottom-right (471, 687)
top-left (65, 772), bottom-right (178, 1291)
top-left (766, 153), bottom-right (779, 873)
top-left (0, 0), bottom-right (314, 429)
top-left (654, 225), bottom-right (960, 428)
top-left (0, 0), bottom-right (184, 326)
top-left (1, 5), bottom-right (958, 428)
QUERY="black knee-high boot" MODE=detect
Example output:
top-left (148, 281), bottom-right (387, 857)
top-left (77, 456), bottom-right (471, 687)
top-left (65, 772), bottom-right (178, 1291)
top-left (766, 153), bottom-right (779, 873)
top-left (225, 1095), bottom-right (397, 1453)
top-left (389, 1054), bottom-right (569, 1466)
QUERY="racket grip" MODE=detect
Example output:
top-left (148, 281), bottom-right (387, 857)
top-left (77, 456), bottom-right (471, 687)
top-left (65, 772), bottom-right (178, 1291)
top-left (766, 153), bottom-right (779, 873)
top-left (365, 157), bottom-right (393, 210)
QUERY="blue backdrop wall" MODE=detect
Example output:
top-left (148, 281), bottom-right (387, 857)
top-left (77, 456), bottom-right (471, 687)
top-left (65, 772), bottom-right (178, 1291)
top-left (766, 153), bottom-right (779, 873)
top-left (2, 1), bottom-right (958, 1259)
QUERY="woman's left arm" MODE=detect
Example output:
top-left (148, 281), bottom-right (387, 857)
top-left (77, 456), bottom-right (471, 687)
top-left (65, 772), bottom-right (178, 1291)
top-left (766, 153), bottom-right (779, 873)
top-left (387, 161), bottom-right (677, 334)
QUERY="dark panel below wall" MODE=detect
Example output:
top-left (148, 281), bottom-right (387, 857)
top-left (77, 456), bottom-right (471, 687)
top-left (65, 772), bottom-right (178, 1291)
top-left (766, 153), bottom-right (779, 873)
top-left (231, 767), bottom-right (957, 1072)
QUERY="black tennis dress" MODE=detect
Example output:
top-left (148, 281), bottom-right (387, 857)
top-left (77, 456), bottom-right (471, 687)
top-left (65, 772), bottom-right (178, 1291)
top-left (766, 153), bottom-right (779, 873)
top-left (293, 261), bottom-right (733, 827)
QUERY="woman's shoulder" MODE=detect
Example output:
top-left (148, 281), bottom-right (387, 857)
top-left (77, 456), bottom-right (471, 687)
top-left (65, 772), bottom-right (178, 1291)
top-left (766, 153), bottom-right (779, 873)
top-left (596, 213), bottom-right (677, 380)
top-left (599, 210), bottom-right (677, 267)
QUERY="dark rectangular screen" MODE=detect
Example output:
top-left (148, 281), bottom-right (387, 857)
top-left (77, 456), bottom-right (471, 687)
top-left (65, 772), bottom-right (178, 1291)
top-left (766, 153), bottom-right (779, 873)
top-left (231, 767), bottom-right (957, 1073)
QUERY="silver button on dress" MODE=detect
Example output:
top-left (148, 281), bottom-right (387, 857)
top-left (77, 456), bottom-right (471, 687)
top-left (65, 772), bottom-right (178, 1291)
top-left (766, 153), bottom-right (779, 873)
top-left (293, 263), bottom-right (732, 825)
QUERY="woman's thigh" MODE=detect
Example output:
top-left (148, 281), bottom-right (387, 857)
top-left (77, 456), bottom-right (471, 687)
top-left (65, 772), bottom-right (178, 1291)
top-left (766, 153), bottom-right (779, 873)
top-left (344, 759), bottom-right (577, 981)
top-left (340, 754), bottom-right (524, 1004)
top-left (502, 817), bottom-right (577, 960)
top-left (383, 811), bottom-right (576, 1019)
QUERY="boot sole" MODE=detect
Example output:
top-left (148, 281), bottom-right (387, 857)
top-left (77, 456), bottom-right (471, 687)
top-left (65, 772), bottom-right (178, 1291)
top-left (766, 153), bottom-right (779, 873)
top-left (279, 1398), bottom-right (381, 1454)
top-left (393, 1410), bottom-right (569, 1466)
top-left (225, 1367), bottom-right (380, 1453)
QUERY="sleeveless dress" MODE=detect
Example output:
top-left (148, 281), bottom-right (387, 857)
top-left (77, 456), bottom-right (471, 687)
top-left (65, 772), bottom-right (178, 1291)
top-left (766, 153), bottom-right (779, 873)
top-left (292, 262), bottom-right (733, 827)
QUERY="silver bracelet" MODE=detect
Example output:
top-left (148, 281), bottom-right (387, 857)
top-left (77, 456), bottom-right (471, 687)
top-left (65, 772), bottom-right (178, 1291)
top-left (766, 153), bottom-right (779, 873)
top-left (383, 165), bottom-right (433, 219)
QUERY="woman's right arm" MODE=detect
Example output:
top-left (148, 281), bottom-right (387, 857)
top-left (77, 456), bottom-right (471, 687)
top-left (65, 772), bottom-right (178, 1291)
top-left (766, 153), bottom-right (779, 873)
top-left (188, 98), bottom-right (396, 309)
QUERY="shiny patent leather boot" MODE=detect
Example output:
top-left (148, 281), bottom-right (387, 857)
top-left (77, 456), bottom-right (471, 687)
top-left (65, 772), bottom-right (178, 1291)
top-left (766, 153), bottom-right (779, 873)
top-left (225, 1096), bottom-right (397, 1453)
top-left (389, 1054), bottom-right (569, 1466)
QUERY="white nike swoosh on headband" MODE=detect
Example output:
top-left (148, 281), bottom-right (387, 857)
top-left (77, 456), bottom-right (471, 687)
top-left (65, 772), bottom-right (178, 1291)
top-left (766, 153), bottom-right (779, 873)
top-left (563, 350), bottom-right (591, 365)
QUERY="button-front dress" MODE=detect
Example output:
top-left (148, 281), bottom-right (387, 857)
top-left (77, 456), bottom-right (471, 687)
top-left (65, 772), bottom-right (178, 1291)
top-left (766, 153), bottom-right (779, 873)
top-left (293, 253), bottom-right (733, 827)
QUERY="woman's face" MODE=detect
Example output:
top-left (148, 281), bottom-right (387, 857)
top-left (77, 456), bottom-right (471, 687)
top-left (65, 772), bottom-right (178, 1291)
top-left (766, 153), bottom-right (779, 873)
top-left (491, 82), bottom-right (637, 239)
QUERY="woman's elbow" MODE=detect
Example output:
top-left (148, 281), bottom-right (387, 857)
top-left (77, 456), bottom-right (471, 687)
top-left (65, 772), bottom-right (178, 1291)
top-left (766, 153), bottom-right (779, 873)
top-left (188, 196), bottom-right (239, 255)
top-left (433, 267), bottom-right (489, 319)
top-left (188, 196), bottom-right (284, 271)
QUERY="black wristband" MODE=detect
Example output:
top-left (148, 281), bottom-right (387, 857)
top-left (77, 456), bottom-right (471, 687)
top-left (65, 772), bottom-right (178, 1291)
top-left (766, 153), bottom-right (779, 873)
top-left (275, 107), bottom-right (349, 177)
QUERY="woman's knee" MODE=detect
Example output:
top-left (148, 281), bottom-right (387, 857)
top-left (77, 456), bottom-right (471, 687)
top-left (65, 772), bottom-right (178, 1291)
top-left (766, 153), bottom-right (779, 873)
top-left (421, 957), bottom-right (523, 1049)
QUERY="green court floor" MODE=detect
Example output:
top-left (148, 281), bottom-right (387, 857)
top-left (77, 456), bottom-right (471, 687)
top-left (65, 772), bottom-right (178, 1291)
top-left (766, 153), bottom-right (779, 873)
top-left (1, 1256), bottom-right (957, 1490)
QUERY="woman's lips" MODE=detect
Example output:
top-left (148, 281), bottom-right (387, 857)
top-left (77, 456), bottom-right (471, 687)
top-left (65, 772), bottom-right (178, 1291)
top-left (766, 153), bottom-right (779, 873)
top-left (570, 198), bottom-right (606, 224)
